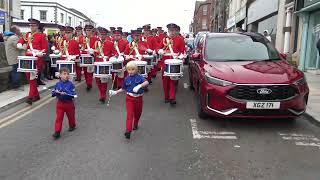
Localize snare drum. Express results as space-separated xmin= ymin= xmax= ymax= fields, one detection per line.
xmin=56 ymin=60 xmax=75 ymax=76
xmin=109 ymin=56 xmax=124 ymax=72
xmin=80 ymin=54 xmax=94 ymax=67
xmin=49 ymin=54 xmax=60 ymax=68
xmin=94 ymin=62 xmax=112 ymax=78
xmin=164 ymin=59 xmax=183 ymax=77
xmin=17 ymin=56 xmax=37 ymax=73
xmin=143 ymin=55 xmax=154 ymax=68
xmin=132 ymin=61 xmax=147 ymax=77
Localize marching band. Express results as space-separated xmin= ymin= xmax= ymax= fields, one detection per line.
xmin=16 ymin=19 xmax=187 ymax=139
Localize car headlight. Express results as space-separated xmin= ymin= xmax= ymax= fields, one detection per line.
xmin=293 ymin=76 xmax=307 ymax=86
xmin=205 ymin=72 xmax=233 ymax=86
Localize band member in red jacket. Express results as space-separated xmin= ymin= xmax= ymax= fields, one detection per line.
xmin=124 ymin=29 xmax=149 ymax=59
xmin=158 ymin=23 xmax=186 ymax=105
xmin=81 ymin=24 xmax=98 ymax=91
xmin=74 ymin=25 xmax=85 ymax=82
xmin=58 ymin=26 xmax=80 ymax=60
xmin=142 ymin=24 xmax=157 ymax=84
xmin=94 ymin=27 xmax=114 ymax=103
xmin=156 ymin=27 xmax=167 ymax=71
xmin=17 ymin=18 xmax=48 ymax=105
xmin=112 ymin=29 xmax=128 ymax=89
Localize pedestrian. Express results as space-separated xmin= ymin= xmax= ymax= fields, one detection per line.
xmin=51 ymin=67 xmax=77 ymax=140
xmin=263 ymin=30 xmax=272 ymax=43
xmin=4 ymin=25 xmax=25 ymax=90
xmin=109 ymin=61 xmax=149 ymax=139
xmin=44 ymin=35 xmax=54 ymax=80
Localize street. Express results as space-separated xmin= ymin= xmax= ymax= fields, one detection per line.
xmin=0 ymin=70 xmax=320 ymax=180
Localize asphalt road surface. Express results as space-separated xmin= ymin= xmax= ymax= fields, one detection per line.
xmin=0 ymin=69 xmax=320 ymax=180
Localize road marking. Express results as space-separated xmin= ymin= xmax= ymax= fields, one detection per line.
xmin=295 ymin=142 xmax=320 ymax=148
xmin=0 ymin=82 xmax=84 ymax=129
xmin=190 ymin=119 xmax=237 ymax=140
xmin=279 ymin=132 xmax=320 ymax=149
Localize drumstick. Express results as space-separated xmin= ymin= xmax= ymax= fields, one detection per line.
xmin=107 ymin=75 xmax=117 ymax=107
xmin=43 ymin=87 xmax=78 ymax=98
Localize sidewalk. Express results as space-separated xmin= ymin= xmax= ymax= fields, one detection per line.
xmin=0 ymin=79 xmax=58 ymax=112
xmin=305 ymin=72 xmax=320 ymax=123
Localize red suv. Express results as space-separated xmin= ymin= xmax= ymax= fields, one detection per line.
xmin=189 ymin=32 xmax=309 ymax=120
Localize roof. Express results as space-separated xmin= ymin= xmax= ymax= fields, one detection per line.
xmin=68 ymin=8 xmax=95 ymax=24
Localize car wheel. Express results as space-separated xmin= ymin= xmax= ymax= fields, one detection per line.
xmin=197 ymin=87 xmax=207 ymax=119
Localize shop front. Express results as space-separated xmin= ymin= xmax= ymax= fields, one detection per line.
xmin=297 ymin=0 xmax=320 ymax=71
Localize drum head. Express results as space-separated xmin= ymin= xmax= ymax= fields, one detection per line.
xmin=20 ymin=59 xmax=36 ymax=69
xmin=95 ymin=66 xmax=111 ymax=75
xmin=138 ymin=66 xmax=146 ymax=75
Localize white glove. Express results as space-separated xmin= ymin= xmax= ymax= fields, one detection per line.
xmin=53 ymin=50 xmax=60 ymax=55
xmin=158 ymin=49 xmax=164 ymax=55
xmin=133 ymin=84 xmax=142 ymax=93
xmin=146 ymin=49 xmax=153 ymax=53
xmin=88 ymin=48 xmax=94 ymax=55
xmin=22 ymin=44 xmax=27 ymax=50
xmin=109 ymin=90 xmax=118 ymax=96
xmin=37 ymin=51 xmax=44 ymax=57
xmin=17 ymin=43 xmax=23 ymax=50
xmin=51 ymin=46 xmax=56 ymax=51
xmin=178 ymin=54 xmax=185 ymax=59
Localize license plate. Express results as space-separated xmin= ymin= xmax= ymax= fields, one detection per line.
xmin=246 ymin=102 xmax=280 ymax=109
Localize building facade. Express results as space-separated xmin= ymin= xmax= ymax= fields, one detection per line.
xmin=296 ymin=0 xmax=320 ymax=73
xmin=192 ymin=0 xmax=213 ymax=34
xmin=226 ymin=0 xmax=247 ymax=31
xmin=212 ymin=0 xmax=229 ymax=32
xmin=0 ymin=0 xmax=21 ymax=32
xmin=12 ymin=0 xmax=95 ymax=34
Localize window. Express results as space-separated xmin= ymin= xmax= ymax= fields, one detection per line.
xmin=21 ymin=10 xmax=24 ymax=20
xmin=60 ymin=13 xmax=64 ymax=23
xmin=203 ymin=5 xmax=208 ymax=16
xmin=0 ymin=0 xmax=4 ymax=9
xmin=80 ymin=21 xmax=82 ymax=26
xmin=68 ymin=16 xmax=71 ymax=25
xmin=202 ymin=19 xmax=207 ymax=30
xmin=40 ymin=10 xmax=47 ymax=21
xmin=205 ymin=35 xmax=280 ymax=61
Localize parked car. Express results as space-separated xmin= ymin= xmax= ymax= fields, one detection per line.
xmin=189 ymin=32 xmax=309 ymax=120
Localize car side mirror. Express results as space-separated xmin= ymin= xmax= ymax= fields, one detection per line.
xmin=192 ymin=53 xmax=201 ymax=61
xmin=280 ymin=53 xmax=287 ymax=60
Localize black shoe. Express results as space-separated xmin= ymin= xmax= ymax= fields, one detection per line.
xmin=99 ymin=98 xmax=106 ymax=104
xmin=52 ymin=132 xmax=61 ymax=140
xmin=33 ymin=96 xmax=40 ymax=102
xmin=37 ymin=81 xmax=46 ymax=86
xmin=86 ymin=85 xmax=92 ymax=92
xmin=26 ymin=98 xmax=33 ymax=105
xmin=170 ymin=100 xmax=177 ymax=105
xmin=144 ymin=87 xmax=149 ymax=92
xmin=53 ymin=76 xmax=59 ymax=79
xmin=124 ymin=131 xmax=131 ymax=139
xmin=165 ymin=99 xmax=170 ymax=103
xmin=68 ymin=126 xmax=76 ymax=132
xmin=75 ymin=78 xmax=81 ymax=82
xmin=133 ymin=125 xmax=138 ymax=131
xmin=149 ymin=80 xmax=153 ymax=84
xmin=46 ymin=77 xmax=53 ymax=80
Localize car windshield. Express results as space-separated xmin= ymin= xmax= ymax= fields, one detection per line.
xmin=205 ymin=35 xmax=280 ymax=61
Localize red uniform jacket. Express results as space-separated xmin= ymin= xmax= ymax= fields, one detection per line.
xmin=124 ymin=40 xmax=148 ymax=56
xmin=59 ymin=39 xmax=80 ymax=60
xmin=112 ymin=39 xmax=128 ymax=55
xmin=94 ymin=39 xmax=114 ymax=62
xmin=81 ymin=36 xmax=98 ymax=54
xmin=158 ymin=35 xmax=186 ymax=54
xmin=18 ymin=32 xmax=48 ymax=54
xmin=144 ymin=36 xmax=157 ymax=50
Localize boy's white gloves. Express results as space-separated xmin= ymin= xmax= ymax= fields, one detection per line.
xmin=146 ymin=49 xmax=153 ymax=53
xmin=109 ymin=90 xmax=118 ymax=96
xmin=133 ymin=84 xmax=142 ymax=93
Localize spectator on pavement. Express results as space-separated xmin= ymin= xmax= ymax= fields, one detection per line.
xmin=44 ymin=35 xmax=54 ymax=80
xmin=4 ymin=25 xmax=26 ymax=90
xmin=263 ymin=30 xmax=272 ymax=43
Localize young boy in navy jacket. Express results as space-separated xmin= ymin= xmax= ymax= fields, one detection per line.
xmin=52 ymin=67 xmax=77 ymax=140
xmin=109 ymin=61 xmax=149 ymax=139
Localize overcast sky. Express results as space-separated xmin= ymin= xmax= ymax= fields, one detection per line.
xmin=44 ymin=0 xmax=201 ymax=32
